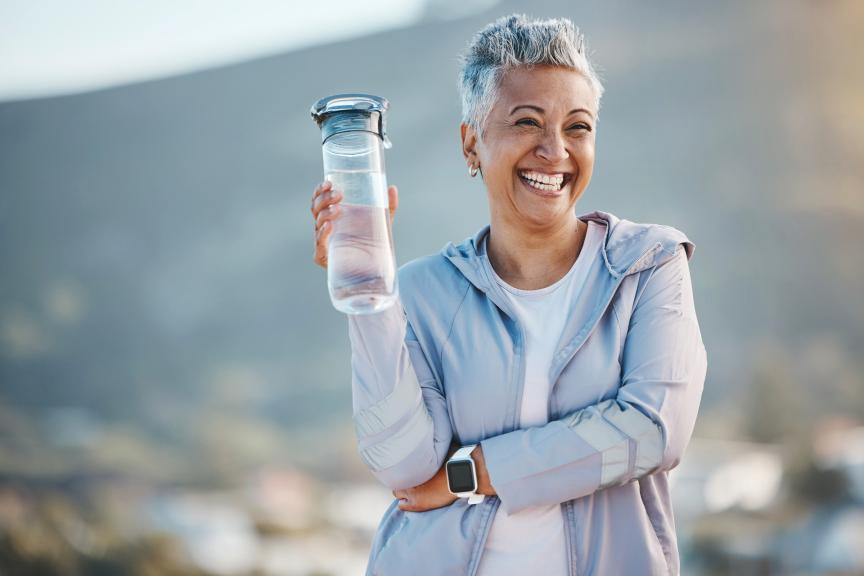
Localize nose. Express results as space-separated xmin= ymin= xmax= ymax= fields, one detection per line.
xmin=535 ymin=128 xmax=568 ymax=163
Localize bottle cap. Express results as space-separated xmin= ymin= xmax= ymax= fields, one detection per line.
xmin=310 ymin=93 xmax=391 ymax=148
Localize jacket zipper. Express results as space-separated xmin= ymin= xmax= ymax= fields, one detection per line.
xmin=475 ymin=258 xmax=527 ymax=431
xmin=467 ymin=274 xmax=529 ymax=576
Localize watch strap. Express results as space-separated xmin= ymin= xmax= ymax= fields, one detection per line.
xmin=452 ymin=444 xmax=478 ymax=460
xmin=468 ymin=493 xmax=486 ymax=505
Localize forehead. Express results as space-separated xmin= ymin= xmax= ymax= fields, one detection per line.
xmin=495 ymin=66 xmax=597 ymax=116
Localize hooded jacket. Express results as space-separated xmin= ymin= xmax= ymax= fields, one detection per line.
xmin=347 ymin=210 xmax=708 ymax=575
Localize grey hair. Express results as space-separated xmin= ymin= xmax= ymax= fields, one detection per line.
xmin=459 ymin=14 xmax=604 ymax=132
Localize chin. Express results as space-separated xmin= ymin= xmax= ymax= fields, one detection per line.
xmin=516 ymin=206 xmax=570 ymax=229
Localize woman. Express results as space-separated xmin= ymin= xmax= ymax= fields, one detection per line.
xmin=310 ymin=14 xmax=706 ymax=576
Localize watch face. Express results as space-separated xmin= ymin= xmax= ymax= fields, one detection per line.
xmin=446 ymin=460 xmax=476 ymax=493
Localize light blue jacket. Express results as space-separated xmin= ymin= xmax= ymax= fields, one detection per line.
xmin=347 ymin=210 xmax=707 ymax=575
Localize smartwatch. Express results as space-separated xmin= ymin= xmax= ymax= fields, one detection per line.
xmin=446 ymin=444 xmax=485 ymax=505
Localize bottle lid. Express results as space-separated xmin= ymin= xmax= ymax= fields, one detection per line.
xmin=310 ymin=93 xmax=391 ymax=147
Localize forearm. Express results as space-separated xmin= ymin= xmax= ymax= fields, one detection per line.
xmin=348 ymin=301 xmax=410 ymax=410
xmin=472 ymin=444 xmax=498 ymax=497
xmin=348 ymin=302 xmax=453 ymax=489
xmin=478 ymin=401 xmax=665 ymax=512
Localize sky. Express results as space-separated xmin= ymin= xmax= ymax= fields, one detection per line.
xmin=0 ymin=0 xmax=430 ymax=102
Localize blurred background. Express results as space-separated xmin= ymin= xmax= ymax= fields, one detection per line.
xmin=1 ymin=0 xmax=863 ymax=574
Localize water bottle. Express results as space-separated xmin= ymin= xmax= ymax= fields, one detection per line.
xmin=311 ymin=93 xmax=398 ymax=315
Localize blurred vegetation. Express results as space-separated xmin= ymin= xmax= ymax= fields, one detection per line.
xmin=0 ymin=487 xmax=206 ymax=576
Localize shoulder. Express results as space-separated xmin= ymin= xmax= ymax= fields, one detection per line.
xmin=581 ymin=210 xmax=696 ymax=275
xmin=397 ymin=253 xmax=472 ymax=321
xmin=398 ymin=253 xmax=468 ymax=293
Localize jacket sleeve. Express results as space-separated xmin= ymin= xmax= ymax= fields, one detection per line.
xmin=347 ymin=301 xmax=453 ymax=490
xmin=480 ymin=246 xmax=707 ymax=514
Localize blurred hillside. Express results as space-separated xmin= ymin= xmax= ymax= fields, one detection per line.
xmin=1 ymin=0 xmax=863 ymax=491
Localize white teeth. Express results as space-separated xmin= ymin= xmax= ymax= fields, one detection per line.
xmin=520 ymin=171 xmax=564 ymax=184
xmin=519 ymin=171 xmax=566 ymax=191
xmin=523 ymin=178 xmax=560 ymax=191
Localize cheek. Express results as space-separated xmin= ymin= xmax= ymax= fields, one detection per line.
xmin=577 ymin=142 xmax=595 ymax=173
xmin=482 ymin=148 xmax=521 ymax=180
xmin=572 ymin=144 xmax=595 ymax=194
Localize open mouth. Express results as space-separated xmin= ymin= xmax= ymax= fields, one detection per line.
xmin=518 ymin=170 xmax=572 ymax=193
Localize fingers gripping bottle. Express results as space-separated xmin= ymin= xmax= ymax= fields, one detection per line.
xmin=311 ymin=94 xmax=398 ymax=315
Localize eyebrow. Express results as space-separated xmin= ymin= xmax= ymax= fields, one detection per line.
xmin=509 ymin=104 xmax=595 ymax=119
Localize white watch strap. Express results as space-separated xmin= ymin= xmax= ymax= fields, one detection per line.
xmin=452 ymin=444 xmax=478 ymax=460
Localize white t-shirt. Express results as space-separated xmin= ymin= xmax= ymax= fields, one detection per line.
xmin=475 ymin=220 xmax=604 ymax=576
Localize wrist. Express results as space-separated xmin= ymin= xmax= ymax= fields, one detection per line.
xmin=472 ymin=444 xmax=495 ymax=496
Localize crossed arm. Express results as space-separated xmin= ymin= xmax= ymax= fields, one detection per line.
xmin=349 ymin=247 xmax=706 ymax=515
xmin=390 ymin=441 xmax=495 ymax=512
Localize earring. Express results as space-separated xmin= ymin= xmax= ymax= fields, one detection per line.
xmin=469 ymin=164 xmax=479 ymax=178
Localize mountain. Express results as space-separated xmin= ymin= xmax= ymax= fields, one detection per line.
xmin=1 ymin=0 xmax=862 ymax=481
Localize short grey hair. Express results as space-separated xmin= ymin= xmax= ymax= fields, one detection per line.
xmin=459 ymin=14 xmax=604 ymax=132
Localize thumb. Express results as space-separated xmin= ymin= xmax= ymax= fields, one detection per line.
xmin=388 ymin=185 xmax=399 ymax=223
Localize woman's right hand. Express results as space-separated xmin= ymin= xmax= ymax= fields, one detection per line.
xmin=311 ymin=180 xmax=343 ymax=269
xmin=310 ymin=180 xmax=399 ymax=269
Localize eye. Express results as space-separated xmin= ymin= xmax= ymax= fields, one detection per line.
xmin=568 ymin=123 xmax=592 ymax=132
xmin=515 ymin=118 xmax=541 ymax=127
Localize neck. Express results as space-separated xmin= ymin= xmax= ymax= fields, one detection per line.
xmin=486 ymin=215 xmax=586 ymax=290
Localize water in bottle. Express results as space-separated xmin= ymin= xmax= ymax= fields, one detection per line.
xmin=325 ymin=171 xmax=396 ymax=314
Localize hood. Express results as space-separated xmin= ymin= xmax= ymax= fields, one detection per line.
xmin=441 ymin=210 xmax=695 ymax=294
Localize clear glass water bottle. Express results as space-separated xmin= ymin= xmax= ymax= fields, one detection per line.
xmin=311 ymin=93 xmax=398 ymax=315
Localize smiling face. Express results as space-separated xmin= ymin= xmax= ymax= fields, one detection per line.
xmin=462 ymin=65 xmax=598 ymax=232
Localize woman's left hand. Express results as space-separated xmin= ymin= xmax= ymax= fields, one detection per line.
xmin=392 ymin=462 xmax=457 ymax=512
xmin=392 ymin=444 xmax=463 ymax=513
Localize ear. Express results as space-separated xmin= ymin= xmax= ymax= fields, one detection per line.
xmin=460 ymin=122 xmax=478 ymax=164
